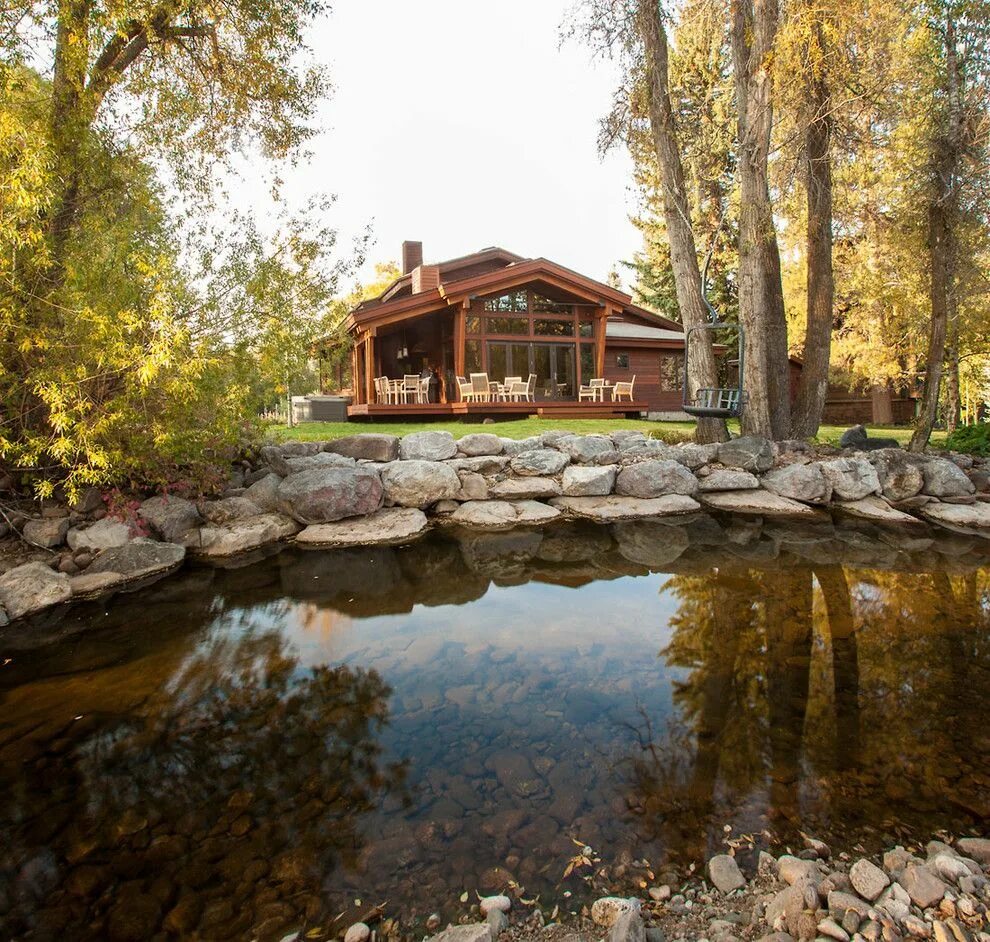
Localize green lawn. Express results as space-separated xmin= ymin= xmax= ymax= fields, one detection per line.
xmin=270 ymin=417 xmax=944 ymax=446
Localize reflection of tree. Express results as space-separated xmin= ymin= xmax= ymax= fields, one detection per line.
xmin=1 ymin=626 xmax=406 ymax=940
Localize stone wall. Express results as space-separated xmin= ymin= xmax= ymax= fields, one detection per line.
xmin=1 ymin=430 xmax=988 ymax=625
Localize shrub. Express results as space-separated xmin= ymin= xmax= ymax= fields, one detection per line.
xmin=944 ymin=423 xmax=990 ymax=456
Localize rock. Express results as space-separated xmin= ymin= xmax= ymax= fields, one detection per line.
xmin=243 ymin=473 xmax=282 ymax=512
xmin=447 ymin=455 xmax=512 ymax=474
xmin=428 ymin=926 xmax=491 ymax=942
xmin=697 ymin=469 xmax=760 ymax=492
xmin=645 ymin=929 xmax=665 ymax=942
xmin=398 ymin=430 xmax=458 ymax=461
xmin=196 ymin=513 xmax=301 ymax=557
xmin=0 ymin=561 xmax=72 ymax=619
xmin=457 ymin=433 xmax=504 ymax=457
xmin=499 ymin=436 xmax=541 ymax=456
xmin=23 ymin=516 xmax=70 ymax=548
xmin=839 ymin=424 xmax=899 ymax=450
xmin=929 ymin=854 xmax=971 ymax=885
xmin=699 ymin=490 xmax=822 ymax=518
xmin=902 ymin=915 xmax=931 ymax=938
xmin=833 ymin=495 xmax=924 ymax=526
xmin=296 ymin=508 xmax=428 ymax=547
xmin=614 ymin=520 xmax=689 ymax=567
xmin=479 ymin=896 xmax=511 ymax=916
xmin=761 ymin=463 xmax=832 ymax=504
xmin=380 ymin=461 xmax=461 ymax=508
xmin=670 ymin=442 xmax=719 ymax=469
xmin=561 ymin=465 xmax=617 ymax=496
xmin=138 ymin=495 xmax=201 ymax=542
xmin=818 ymin=918 xmax=851 ymax=942
xmin=277 ymin=466 xmax=383 ymax=523
xmin=921 ymin=501 xmax=990 ymax=535
xmin=87 ymin=538 xmax=185 ymax=580
xmin=324 ymin=433 xmax=400 ymax=463
xmin=648 ymin=885 xmax=671 ymax=903
xmin=489 ymin=477 xmax=561 ymax=500
xmin=486 ymin=909 xmax=508 ymax=940
xmin=455 ymin=470 xmax=489 ymax=501
xmin=827 ymin=891 xmax=872 ymax=923
xmin=510 ymin=449 xmax=570 ymax=476
xmin=591 ymin=897 xmax=640 ymax=928
xmin=67 ymin=518 xmax=133 ymax=553
xmin=869 ymin=450 xmax=925 ymax=501
xmin=70 ymin=571 xmax=126 ymax=598
xmin=768 ymin=883 xmax=819 ymax=936
xmin=615 ymin=459 xmax=699 ymax=498
xmin=898 ymin=864 xmax=949 ymax=909
xmin=875 ymin=882 xmax=911 ymax=923
xmin=619 ymin=439 xmax=669 ymax=459
xmin=449 ymin=500 xmax=560 ymax=529
xmin=609 ymin=909 xmax=646 ymax=942
xmin=922 ymin=459 xmax=976 ymax=498
xmin=708 ymin=854 xmax=746 ymax=894
xmin=283 ymin=452 xmax=356 ymax=474
xmin=717 ymin=436 xmax=774 ymax=472
xmin=200 ymin=496 xmax=263 ymax=525
xmin=820 ymin=457 xmax=881 ymax=500
xmin=344 ymin=923 xmax=370 ymax=942
xmin=956 ymin=838 xmax=990 ymax=865
xmin=550 ymin=494 xmax=700 ymax=522
xmin=71 ymin=486 xmax=104 ymax=513
xmin=554 ymin=434 xmax=617 ymax=463
xmin=850 ymin=859 xmax=890 ymax=901
xmin=884 ymin=847 xmax=919 ymax=874
xmin=778 ymin=856 xmax=823 ymax=887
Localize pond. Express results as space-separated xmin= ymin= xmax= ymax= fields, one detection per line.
xmin=2 ymin=514 xmax=990 ymax=940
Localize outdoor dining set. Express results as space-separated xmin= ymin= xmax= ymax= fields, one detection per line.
xmin=374 ymin=372 xmax=635 ymax=404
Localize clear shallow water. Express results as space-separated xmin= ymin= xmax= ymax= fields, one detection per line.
xmin=2 ymin=515 xmax=990 ymax=940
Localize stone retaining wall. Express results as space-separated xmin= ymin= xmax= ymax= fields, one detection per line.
xmin=2 ymin=430 xmax=988 ymax=625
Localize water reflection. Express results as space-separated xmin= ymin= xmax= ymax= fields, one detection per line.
xmin=1 ymin=515 xmax=990 ymax=938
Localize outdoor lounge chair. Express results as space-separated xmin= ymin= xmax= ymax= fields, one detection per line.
xmin=578 ymin=378 xmax=605 ymax=402
xmin=456 ymin=375 xmax=476 ymax=401
xmin=470 ymin=373 xmax=492 ymax=402
xmin=611 ymin=376 xmax=636 ymax=402
xmin=507 ymin=373 xmax=536 ymax=402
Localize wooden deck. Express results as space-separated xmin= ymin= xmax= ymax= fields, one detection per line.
xmin=346 ymin=399 xmax=648 ymax=421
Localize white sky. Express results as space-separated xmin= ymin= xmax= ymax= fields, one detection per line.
xmin=239 ymin=0 xmax=645 ymax=289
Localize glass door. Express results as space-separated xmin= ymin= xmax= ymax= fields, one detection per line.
xmin=486 ymin=342 xmax=577 ymax=400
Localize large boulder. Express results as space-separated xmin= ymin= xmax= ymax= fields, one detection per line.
xmin=868 ymin=449 xmax=925 ymax=501
xmin=510 ymin=449 xmax=570 ymax=476
xmin=0 ymin=561 xmax=72 ymax=619
xmin=921 ymin=458 xmax=976 ymax=498
xmin=717 ymin=436 xmax=774 ymax=472
xmin=697 ymin=469 xmax=760 ymax=492
xmin=23 ymin=516 xmax=70 ymax=548
xmin=699 ymin=490 xmax=822 ymax=518
xmin=834 ymin=495 xmax=924 ymax=527
xmin=449 ymin=500 xmax=561 ymax=530
xmin=398 ymin=430 xmax=458 ymax=461
xmin=819 ymin=457 xmax=881 ymax=500
xmin=553 ymin=434 xmax=617 ymax=464
xmin=67 ymin=518 xmax=132 ymax=553
xmin=457 ymin=433 xmax=504 ymax=457
xmin=500 ymin=436 xmax=542 ymax=456
xmin=200 ymin=496 xmax=263 ymax=525
xmin=196 ymin=513 xmax=301 ymax=557
xmin=323 ymin=433 xmax=400 ymax=463
xmin=87 ymin=538 xmax=186 ymax=581
xmin=380 ymin=460 xmax=461 ymax=508
xmin=243 ymin=473 xmax=282 ymax=512
xmin=840 ymin=423 xmax=900 ymax=450
xmin=296 ymin=508 xmax=429 ymax=547
xmin=562 ymin=465 xmax=617 ymax=497
xmin=455 ymin=470 xmax=489 ymax=501
xmin=921 ymin=501 xmax=990 ymax=535
xmin=489 ymin=477 xmax=561 ymax=500
xmin=670 ymin=442 xmax=719 ymax=470
xmin=283 ymin=452 xmax=356 ymax=474
xmin=618 ymin=439 xmax=669 ymax=459
xmin=761 ymin=463 xmax=832 ymax=504
xmin=138 ymin=495 xmax=202 ymax=543
xmin=276 ymin=466 xmax=383 ymax=523
xmin=550 ymin=494 xmax=700 ymax=522
xmin=615 ymin=459 xmax=699 ymax=498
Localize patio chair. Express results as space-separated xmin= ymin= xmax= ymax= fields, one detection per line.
xmin=417 ymin=376 xmax=431 ymax=404
xmin=578 ymin=377 xmax=605 ymax=402
xmin=470 ymin=373 xmax=491 ymax=402
xmin=494 ymin=376 xmax=521 ymax=402
xmin=611 ymin=375 xmax=636 ymax=402
xmin=507 ymin=373 xmax=536 ymax=402
xmin=456 ymin=375 xmax=476 ymax=401
xmin=375 ymin=377 xmax=394 ymax=404
xmin=403 ymin=374 xmax=420 ymax=403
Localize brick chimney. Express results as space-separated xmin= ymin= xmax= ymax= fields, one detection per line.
xmin=402 ymin=240 xmax=423 ymax=274
xmin=411 ymin=264 xmax=440 ymax=294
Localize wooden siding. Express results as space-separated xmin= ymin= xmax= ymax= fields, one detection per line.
xmin=604 ymin=346 xmax=683 ymax=414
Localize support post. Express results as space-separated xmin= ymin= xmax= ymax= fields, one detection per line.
xmin=364 ymin=332 xmax=375 ymax=406
xmin=594 ymin=306 xmax=609 ymax=378
xmin=453 ymin=301 xmax=467 ymax=381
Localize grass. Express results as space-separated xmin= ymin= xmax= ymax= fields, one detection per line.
xmin=270 ymin=417 xmax=946 ymax=446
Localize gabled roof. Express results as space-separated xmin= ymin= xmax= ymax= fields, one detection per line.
xmin=347 ymin=246 xmax=685 ymax=337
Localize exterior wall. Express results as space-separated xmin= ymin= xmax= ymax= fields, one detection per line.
xmin=603 ymin=345 xmax=683 ymax=414
xmin=822 ymin=396 xmax=916 ymax=425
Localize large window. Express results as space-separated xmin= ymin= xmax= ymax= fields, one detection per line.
xmin=659 ymin=353 xmax=684 ymax=390
xmin=580 ymin=343 xmax=595 ymax=381
xmin=532 ymin=293 xmax=571 ymax=314
xmin=486 ymin=316 xmax=528 ymax=335
xmin=484 ymin=291 xmax=527 ymax=312
xmin=534 ymin=319 xmax=574 ymax=337
xmin=465 ymin=340 xmax=482 ymax=374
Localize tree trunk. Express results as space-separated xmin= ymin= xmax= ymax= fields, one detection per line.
xmin=871 ymin=383 xmax=894 ymax=425
xmin=944 ymin=319 xmax=960 ymax=433
xmin=910 ymin=14 xmax=961 ymax=452
xmin=790 ymin=9 xmax=834 ymax=440
xmin=636 ymin=0 xmax=728 ymax=445
xmin=730 ymin=0 xmax=791 ymax=440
